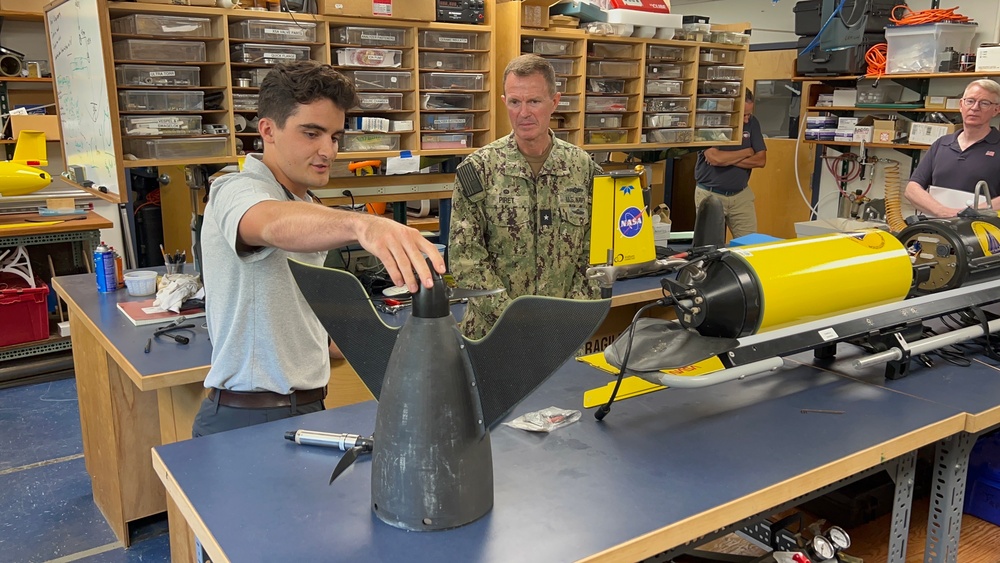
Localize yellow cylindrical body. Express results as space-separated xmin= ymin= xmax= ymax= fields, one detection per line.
xmin=729 ymin=230 xmax=912 ymax=333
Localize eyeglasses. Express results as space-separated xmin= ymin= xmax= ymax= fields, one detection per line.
xmin=962 ymin=98 xmax=997 ymax=109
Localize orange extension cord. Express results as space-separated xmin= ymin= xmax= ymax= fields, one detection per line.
xmin=865 ymin=5 xmax=971 ymax=78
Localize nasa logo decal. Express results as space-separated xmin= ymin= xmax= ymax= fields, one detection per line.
xmin=618 ymin=206 xmax=644 ymax=238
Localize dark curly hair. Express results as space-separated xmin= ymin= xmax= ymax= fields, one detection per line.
xmin=257 ymin=61 xmax=359 ymax=128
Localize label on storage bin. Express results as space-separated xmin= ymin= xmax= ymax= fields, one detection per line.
xmin=149 ymin=70 xmax=176 ymax=77
xmin=373 ymin=0 xmax=393 ymax=16
xmin=361 ymin=31 xmax=398 ymax=43
xmin=265 ymin=28 xmax=305 ymax=37
xmin=264 ymin=52 xmax=297 ymax=60
xmin=439 ymin=37 xmax=469 ymax=46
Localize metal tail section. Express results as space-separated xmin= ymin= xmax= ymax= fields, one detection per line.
xmin=466 ymin=296 xmax=611 ymax=428
xmin=288 ymin=259 xmax=398 ymax=400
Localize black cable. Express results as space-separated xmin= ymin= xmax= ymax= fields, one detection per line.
xmin=595 ymin=297 xmax=669 ymax=421
xmin=342 ymin=190 xmax=355 ymax=270
xmin=153 ymin=323 xmax=196 ymax=345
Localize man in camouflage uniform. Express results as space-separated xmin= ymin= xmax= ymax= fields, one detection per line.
xmin=449 ymin=54 xmax=601 ymax=339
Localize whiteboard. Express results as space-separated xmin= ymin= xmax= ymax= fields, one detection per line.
xmin=46 ymin=0 xmax=123 ymax=202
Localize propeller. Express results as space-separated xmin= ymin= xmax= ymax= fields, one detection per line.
xmin=329 ymin=436 xmax=374 ymax=485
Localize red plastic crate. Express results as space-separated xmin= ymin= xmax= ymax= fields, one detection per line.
xmin=0 ymin=274 xmax=50 ymax=347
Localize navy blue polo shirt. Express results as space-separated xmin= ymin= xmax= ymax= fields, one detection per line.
xmin=909 ymin=127 xmax=1000 ymax=197
xmin=694 ymin=115 xmax=766 ymax=194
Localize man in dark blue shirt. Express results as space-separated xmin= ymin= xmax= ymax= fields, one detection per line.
xmin=906 ymin=79 xmax=1000 ymax=217
xmin=693 ymin=89 xmax=767 ymax=238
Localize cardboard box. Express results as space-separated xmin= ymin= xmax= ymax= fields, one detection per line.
xmin=909 ymin=121 xmax=958 ymax=145
xmin=976 ymin=45 xmax=1000 ymax=72
xmin=853 ymin=125 xmax=873 ymax=143
xmin=11 ymin=114 xmax=61 ymax=141
xmin=924 ymin=96 xmax=948 ymax=109
xmin=945 ymin=97 xmax=963 ymax=110
xmin=501 ymin=0 xmax=561 ymax=29
xmin=856 ymin=115 xmax=909 ymax=144
xmin=831 ymin=89 xmax=858 ymax=107
xmin=837 ymin=117 xmax=859 ymax=129
xmin=320 ymin=0 xmax=434 ymax=20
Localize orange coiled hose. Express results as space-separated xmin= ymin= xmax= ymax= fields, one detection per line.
xmin=889 ymin=5 xmax=971 ymax=25
xmin=865 ymin=42 xmax=888 ymax=78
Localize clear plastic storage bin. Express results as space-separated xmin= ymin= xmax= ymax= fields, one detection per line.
xmin=356 ymin=92 xmax=404 ymax=111
xmin=546 ymin=58 xmax=575 ymax=75
xmin=114 ymin=39 xmax=206 ymax=62
xmin=698 ymin=81 xmax=742 ymax=97
xmin=694 ymin=127 xmax=735 ymax=142
xmin=230 ymin=20 xmax=317 ymax=43
xmin=646 ymin=80 xmax=683 ymax=95
xmin=421 ymin=72 xmax=484 ymax=90
xmin=119 ymin=90 xmax=204 ymax=112
xmin=421 ymin=30 xmax=478 ymax=50
xmin=122 ymin=115 xmax=203 ymax=136
xmin=586 ymin=96 xmax=628 ymax=112
xmin=644 ymin=113 xmax=689 ymax=128
xmin=333 ymin=26 xmax=406 ymax=46
xmin=111 ymin=14 xmax=212 ymax=37
xmin=342 ymin=133 xmax=400 ymax=152
xmin=648 ymin=45 xmax=685 ymax=62
xmin=585 ymin=114 xmax=623 ymax=128
xmin=556 ymin=95 xmax=580 ymax=112
xmin=586 ymin=129 xmax=628 ymax=144
xmin=648 ymin=128 xmax=693 ymax=143
xmin=337 ymin=48 xmax=403 ymax=68
xmin=421 ymin=113 xmax=475 ymax=130
xmin=116 ymin=64 xmax=201 ymax=87
xmin=235 ymin=68 xmax=272 ymax=87
xmin=647 ymin=64 xmax=684 ymax=79
xmin=232 ymin=43 xmax=311 ymax=64
xmin=646 ymin=97 xmax=691 ymax=112
xmin=553 ymin=130 xmax=571 ymax=142
xmin=421 ymin=133 xmax=473 ymax=149
xmin=420 ymin=92 xmax=474 ymax=110
xmin=695 ymin=113 xmax=737 ymax=127
xmin=589 ymin=42 xmax=633 ymax=58
xmin=521 ymin=38 xmax=572 ymax=55
xmin=232 ymin=93 xmax=259 ymax=111
xmin=419 ymin=52 xmax=477 ymax=70
xmin=699 ymin=65 xmax=744 ymax=81
xmin=587 ymin=61 xmax=637 ymax=77
xmin=885 ymin=22 xmax=978 ymax=74
xmin=697 ymin=97 xmax=736 ymax=112
xmin=587 ymin=78 xmax=625 ymax=94
xmin=554 ymin=77 xmax=568 ymax=93
xmin=128 ymin=137 xmax=227 ymax=159
xmin=700 ymin=49 xmax=737 ymax=64
xmin=344 ymin=70 xmax=411 ymax=90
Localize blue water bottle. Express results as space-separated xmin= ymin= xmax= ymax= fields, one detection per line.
xmin=94 ymin=242 xmax=117 ymax=293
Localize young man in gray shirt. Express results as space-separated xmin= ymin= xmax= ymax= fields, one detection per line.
xmin=194 ymin=61 xmax=445 ymax=437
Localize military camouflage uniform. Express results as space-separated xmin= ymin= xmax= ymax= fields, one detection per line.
xmin=450 ymin=132 xmax=601 ymax=339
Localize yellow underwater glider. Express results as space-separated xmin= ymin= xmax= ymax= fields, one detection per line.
xmin=0 ymin=130 xmax=52 ymax=197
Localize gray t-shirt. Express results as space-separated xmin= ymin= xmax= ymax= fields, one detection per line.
xmin=694 ymin=115 xmax=766 ymax=194
xmin=201 ymin=154 xmax=330 ymax=394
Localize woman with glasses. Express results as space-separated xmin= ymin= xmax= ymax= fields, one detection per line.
xmin=905 ymin=79 xmax=1000 ymax=217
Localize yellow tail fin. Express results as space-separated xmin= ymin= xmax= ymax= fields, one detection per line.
xmin=12 ymin=130 xmax=48 ymax=167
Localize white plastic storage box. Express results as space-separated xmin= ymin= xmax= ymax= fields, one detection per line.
xmin=230 ymin=20 xmax=317 ymax=43
xmin=421 ymin=133 xmax=473 ymax=149
xmin=114 ymin=39 xmax=206 ymax=62
xmin=116 ymin=64 xmax=200 ymax=87
xmin=337 ymin=48 xmax=403 ymax=68
xmin=119 ymin=90 xmax=204 ymax=112
xmin=421 ymin=30 xmax=478 ymax=50
xmin=333 ymin=26 xmax=406 ymax=46
xmin=343 ymin=133 xmax=400 ymax=152
xmin=111 ymin=14 xmax=212 ymax=37
xmin=128 ymin=137 xmax=227 ymax=159
xmin=344 ymin=70 xmax=411 ymax=90
xmin=885 ymin=22 xmax=977 ymax=74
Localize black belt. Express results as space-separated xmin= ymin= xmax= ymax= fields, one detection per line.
xmin=697 ymin=184 xmax=744 ymax=196
xmin=209 ymin=387 xmax=327 ymax=409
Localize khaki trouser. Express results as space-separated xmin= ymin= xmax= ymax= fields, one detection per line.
xmin=694 ymin=185 xmax=758 ymax=239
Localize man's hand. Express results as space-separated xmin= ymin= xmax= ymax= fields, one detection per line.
xmin=356 ymin=215 xmax=446 ymax=292
xmin=703 ymin=147 xmax=754 ymax=167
